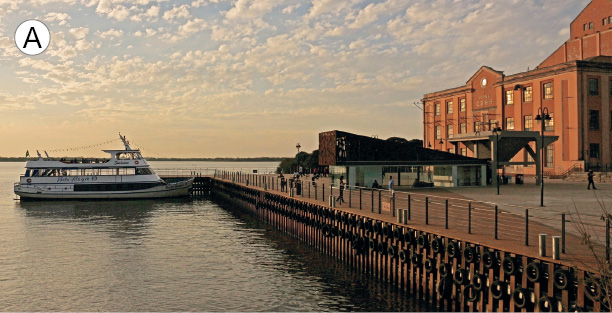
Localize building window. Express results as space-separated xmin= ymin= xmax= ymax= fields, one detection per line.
xmin=447 ymin=125 xmax=454 ymax=138
xmin=525 ymin=149 xmax=534 ymax=167
xmin=543 ymin=82 xmax=553 ymax=99
xmin=590 ymin=22 xmax=594 ymax=29
xmin=589 ymin=110 xmax=600 ymax=130
xmin=460 ymin=122 xmax=466 ymax=134
xmin=435 ymin=126 xmax=442 ymax=139
xmin=489 ymin=120 xmax=498 ymax=131
xmin=546 ymin=145 xmax=554 ymax=168
xmin=460 ymin=148 xmax=467 ymax=156
xmin=544 ymin=112 xmax=554 ymax=132
xmin=447 ymin=101 xmax=453 ymax=114
xmin=590 ymin=143 xmax=600 ymax=158
xmin=460 ymin=99 xmax=466 ymax=112
xmin=584 ymin=23 xmax=588 ymax=31
xmin=474 ymin=122 xmax=482 ymax=133
xmin=589 ymin=78 xmax=599 ymax=96
xmin=506 ymin=117 xmax=514 ymax=130
xmin=524 ymin=115 xmax=533 ymax=131
xmin=435 ymin=103 xmax=440 ymax=115
xmin=523 ymin=86 xmax=532 ymax=102
xmin=506 ymin=90 xmax=514 ymax=105
xmin=605 ymin=18 xmax=609 ymax=26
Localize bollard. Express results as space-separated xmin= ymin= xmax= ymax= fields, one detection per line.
xmin=329 ymin=195 xmax=336 ymax=208
xmin=397 ymin=209 xmax=402 ymax=223
xmin=539 ymin=234 xmax=547 ymax=257
xmin=349 ymin=188 xmax=352 ymax=208
xmin=371 ymin=190 xmax=374 ymax=213
xmin=290 ymin=188 xmax=294 ymax=197
xmin=402 ymin=209 xmax=408 ymax=224
xmin=552 ymin=236 xmax=561 ymax=260
xmin=264 ymin=182 xmax=267 ymax=191
xmin=322 ymin=184 xmax=325 ymax=200
xmin=359 ymin=188 xmax=362 ymax=210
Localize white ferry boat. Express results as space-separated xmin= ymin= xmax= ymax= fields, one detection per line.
xmin=14 ymin=134 xmax=193 ymax=200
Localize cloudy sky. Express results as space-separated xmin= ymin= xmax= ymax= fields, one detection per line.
xmin=0 ymin=0 xmax=590 ymax=157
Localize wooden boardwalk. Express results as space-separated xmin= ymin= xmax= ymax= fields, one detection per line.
xmin=216 ymin=172 xmax=603 ymax=272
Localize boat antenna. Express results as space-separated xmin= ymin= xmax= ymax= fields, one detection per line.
xmin=44 ymin=151 xmax=50 ymax=159
xmin=119 ymin=133 xmax=132 ymax=150
xmin=36 ymin=150 xmax=42 ymax=159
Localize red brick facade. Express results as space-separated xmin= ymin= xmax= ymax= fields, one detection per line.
xmin=422 ymin=0 xmax=612 ymax=175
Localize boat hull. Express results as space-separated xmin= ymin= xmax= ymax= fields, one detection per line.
xmin=15 ymin=180 xmax=193 ymax=200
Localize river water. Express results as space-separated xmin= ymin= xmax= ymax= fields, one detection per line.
xmin=0 ymin=161 xmax=431 ymax=311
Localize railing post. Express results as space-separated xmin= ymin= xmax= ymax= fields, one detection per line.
xmin=308 ymin=182 xmax=311 ymax=198
xmin=561 ymin=213 xmax=566 ymax=253
xmin=315 ymin=183 xmax=318 ymax=200
xmin=607 ymin=217 xmax=610 ymax=263
xmin=468 ymin=202 xmax=472 ymax=234
xmin=408 ymin=194 xmax=411 ymax=220
xmin=322 ymin=183 xmax=325 ymax=200
xmin=392 ymin=193 xmax=395 ymax=217
xmin=425 ymin=197 xmax=429 ymax=225
xmin=349 ymin=187 xmax=352 ymax=208
xmin=495 ymin=205 xmax=498 ymax=240
xmin=371 ymin=189 xmax=374 ymax=213
xmin=445 ymin=199 xmax=449 ymax=229
xmin=378 ymin=190 xmax=381 ymax=214
xmin=525 ymin=208 xmax=529 ymax=246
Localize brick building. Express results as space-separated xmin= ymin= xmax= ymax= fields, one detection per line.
xmin=422 ymin=0 xmax=612 ymax=176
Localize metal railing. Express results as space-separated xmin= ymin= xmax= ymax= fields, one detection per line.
xmin=215 ymin=170 xmax=610 ymax=263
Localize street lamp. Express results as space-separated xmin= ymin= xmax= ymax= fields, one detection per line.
xmin=295 ymin=143 xmax=301 ymax=173
xmin=535 ymin=107 xmax=551 ymax=207
xmin=492 ymin=126 xmax=502 ymax=195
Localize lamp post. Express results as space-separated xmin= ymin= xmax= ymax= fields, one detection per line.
xmin=295 ymin=143 xmax=301 ymax=173
xmin=492 ymin=126 xmax=502 ymax=195
xmin=535 ymin=107 xmax=551 ymax=207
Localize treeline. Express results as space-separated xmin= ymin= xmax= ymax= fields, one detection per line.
xmin=277 ymin=150 xmax=320 ymax=174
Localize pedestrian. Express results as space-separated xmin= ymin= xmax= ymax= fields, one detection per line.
xmin=279 ymin=173 xmax=286 ymax=192
xmin=388 ymin=175 xmax=394 ymax=194
xmin=588 ymin=170 xmax=597 ymax=190
xmin=336 ymin=175 xmax=345 ymax=204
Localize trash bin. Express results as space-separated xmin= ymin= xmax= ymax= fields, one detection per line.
xmin=515 ymin=174 xmax=524 ymax=185
xmin=502 ymin=176 xmax=509 ymax=184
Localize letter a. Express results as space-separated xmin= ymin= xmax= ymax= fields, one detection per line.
xmin=23 ymin=27 xmax=41 ymax=49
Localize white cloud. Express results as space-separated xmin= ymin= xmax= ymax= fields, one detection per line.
xmin=69 ymin=27 xmax=89 ymax=40
xmin=163 ymin=4 xmax=190 ymax=21
xmin=98 ymin=29 xmax=124 ymax=39
xmin=45 ymin=12 xmax=71 ymax=25
xmin=225 ymin=0 xmax=278 ymax=19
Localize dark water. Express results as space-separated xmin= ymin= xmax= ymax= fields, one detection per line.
xmin=1 ymin=162 xmax=432 ymax=311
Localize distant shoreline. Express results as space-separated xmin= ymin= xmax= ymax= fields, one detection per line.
xmin=0 ymin=157 xmax=286 ymax=162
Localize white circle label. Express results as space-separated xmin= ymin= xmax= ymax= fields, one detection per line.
xmin=481 ymin=78 xmax=487 ymax=88
xmin=15 ymin=20 xmax=50 ymax=56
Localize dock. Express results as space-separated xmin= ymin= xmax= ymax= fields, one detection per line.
xmin=204 ymin=171 xmax=608 ymax=312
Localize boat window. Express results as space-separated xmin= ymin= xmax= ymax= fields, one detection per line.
xmin=25 ymin=170 xmax=32 ymax=177
xmin=135 ymin=168 xmax=152 ymax=175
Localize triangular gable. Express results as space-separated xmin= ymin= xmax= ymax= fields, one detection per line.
xmin=465 ymin=66 xmax=504 ymax=85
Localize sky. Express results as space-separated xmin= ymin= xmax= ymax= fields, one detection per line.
xmin=0 ymin=0 xmax=591 ymax=158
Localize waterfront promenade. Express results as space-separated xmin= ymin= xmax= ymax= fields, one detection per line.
xmin=215 ymin=172 xmax=608 ymax=271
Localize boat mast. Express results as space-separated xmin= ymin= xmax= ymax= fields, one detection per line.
xmin=119 ymin=133 xmax=132 ymax=150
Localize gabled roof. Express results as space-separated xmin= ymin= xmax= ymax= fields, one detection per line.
xmin=465 ymin=66 xmax=504 ymax=85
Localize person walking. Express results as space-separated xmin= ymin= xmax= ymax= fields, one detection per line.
xmin=588 ymin=170 xmax=597 ymax=190
xmin=388 ymin=175 xmax=395 ymax=194
xmin=336 ymin=176 xmax=345 ymax=204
